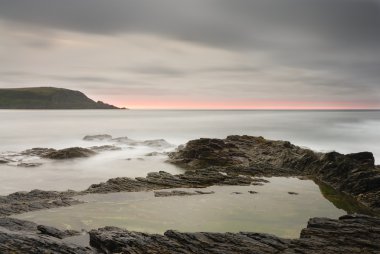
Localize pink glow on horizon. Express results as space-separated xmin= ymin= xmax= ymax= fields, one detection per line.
xmin=106 ymin=98 xmax=380 ymax=110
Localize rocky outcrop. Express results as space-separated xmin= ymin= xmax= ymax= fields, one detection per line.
xmin=42 ymin=147 xmax=96 ymax=159
xmin=85 ymin=169 xmax=260 ymax=194
xmin=0 ymin=218 xmax=91 ymax=253
xmin=89 ymin=214 xmax=380 ymax=254
xmin=168 ymin=135 xmax=380 ymax=211
xmin=0 ymin=189 xmax=81 ymax=216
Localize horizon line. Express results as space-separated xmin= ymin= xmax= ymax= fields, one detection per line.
xmin=126 ymin=108 xmax=380 ymax=111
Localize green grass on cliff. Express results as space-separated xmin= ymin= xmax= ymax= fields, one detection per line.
xmin=0 ymin=87 xmax=120 ymax=109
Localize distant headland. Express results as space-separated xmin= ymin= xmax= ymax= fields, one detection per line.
xmin=0 ymin=87 xmax=125 ymax=109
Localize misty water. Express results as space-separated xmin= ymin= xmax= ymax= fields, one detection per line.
xmin=1 ymin=110 xmax=380 ymax=238
xmin=0 ymin=110 xmax=379 ymax=194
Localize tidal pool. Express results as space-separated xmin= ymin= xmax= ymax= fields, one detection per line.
xmin=13 ymin=177 xmax=371 ymax=238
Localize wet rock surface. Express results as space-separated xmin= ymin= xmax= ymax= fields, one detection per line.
xmin=168 ymin=135 xmax=380 ymax=211
xmin=88 ymin=214 xmax=380 ymax=254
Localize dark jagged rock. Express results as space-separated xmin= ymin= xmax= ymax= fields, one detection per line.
xmin=89 ymin=214 xmax=380 ymax=254
xmin=154 ymin=190 xmax=215 ymax=197
xmin=84 ymin=169 xmax=256 ymax=194
xmin=0 ymin=229 xmax=91 ymax=254
xmin=168 ymin=135 xmax=380 ymax=211
xmin=0 ymin=218 xmax=79 ymax=239
xmin=20 ymin=148 xmax=56 ymax=157
xmin=0 ymin=218 xmax=91 ymax=253
xmin=42 ymin=147 xmax=96 ymax=159
xmin=0 ymin=189 xmax=81 ymax=216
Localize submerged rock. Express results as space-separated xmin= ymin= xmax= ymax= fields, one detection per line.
xmin=88 ymin=214 xmax=380 ymax=254
xmin=42 ymin=147 xmax=96 ymax=160
xmin=154 ymin=190 xmax=215 ymax=197
xmin=288 ymin=192 xmax=299 ymax=195
xmin=89 ymin=145 xmax=121 ymax=152
xmin=112 ymin=136 xmax=174 ymax=148
xmin=168 ymin=135 xmax=380 ymax=211
xmin=83 ymin=134 xmax=112 ymax=141
xmin=16 ymin=162 xmax=43 ymax=168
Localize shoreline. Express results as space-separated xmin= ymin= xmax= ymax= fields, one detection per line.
xmin=0 ymin=135 xmax=379 ymax=253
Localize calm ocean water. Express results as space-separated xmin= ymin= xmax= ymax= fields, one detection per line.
xmin=0 ymin=110 xmax=379 ymax=194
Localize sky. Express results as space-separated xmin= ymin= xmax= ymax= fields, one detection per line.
xmin=0 ymin=0 xmax=379 ymax=109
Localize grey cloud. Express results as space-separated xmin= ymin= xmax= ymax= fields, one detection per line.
xmin=129 ymin=66 xmax=187 ymax=77
xmin=0 ymin=0 xmax=379 ymax=50
xmin=0 ymin=0 xmax=379 ymax=107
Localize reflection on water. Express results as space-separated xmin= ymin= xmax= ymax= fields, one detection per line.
xmin=317 ymin=181 xmax=377 ymax=216
xmin=13 ymin=177 xmax=369 ymax=238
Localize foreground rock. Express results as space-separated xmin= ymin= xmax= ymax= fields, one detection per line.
xmin=89 ymin=214 xmax=380 ymax=254
xmin=0 ymin=189 xmax=81 ymax=216
xmin=42 ymin=147 xmax=96 ymax=159
xmin=0 ymin=218 xmax=91 ymax=253
xmin=169 ymin=135 xmax=380 ymax=211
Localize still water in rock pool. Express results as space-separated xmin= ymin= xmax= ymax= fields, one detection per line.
xmin=13 ymin=177 xmax=369 ymax=238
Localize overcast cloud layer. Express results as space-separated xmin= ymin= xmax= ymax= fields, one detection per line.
xmin=0 ymin=0 xmax=379 ymax=108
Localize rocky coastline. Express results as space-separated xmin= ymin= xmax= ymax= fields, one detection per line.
xmin=168 ymin=135 xmax=380 ymax=211
xmin=0 ymin=135 xmax=379 ymax=253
